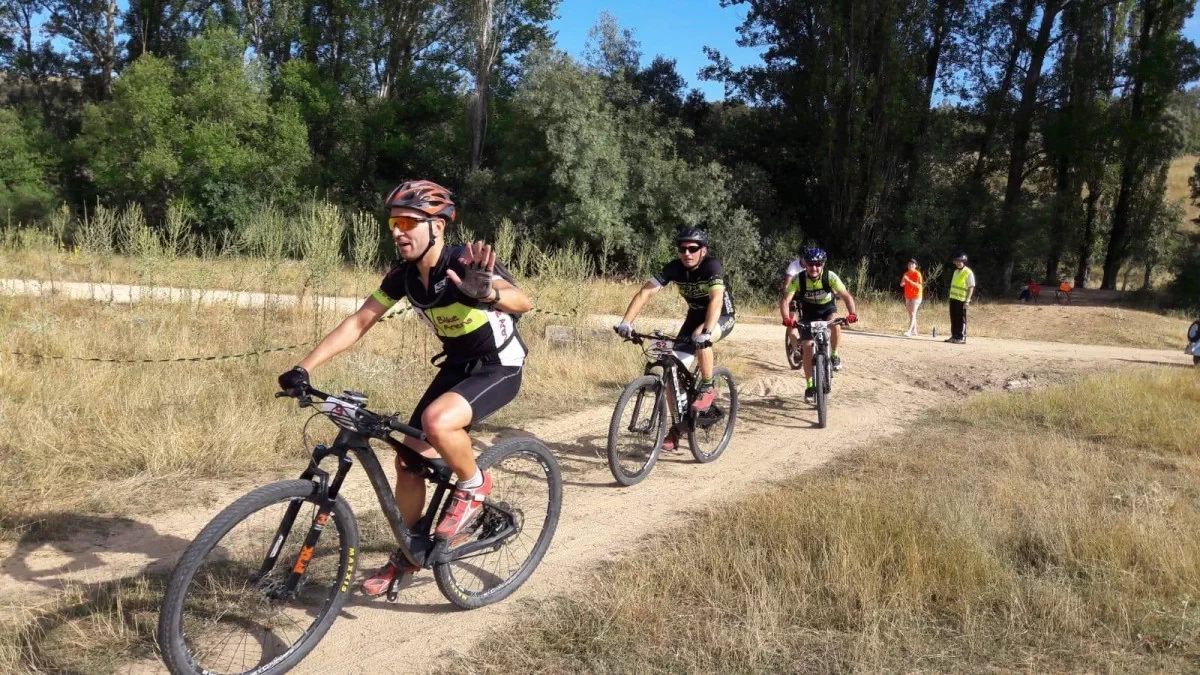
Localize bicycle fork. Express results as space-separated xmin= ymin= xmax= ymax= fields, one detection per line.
xmin=627 ymin=368 xmax=667 ymax=435
xmin=256 ymin=445 xmax=354 ymax=600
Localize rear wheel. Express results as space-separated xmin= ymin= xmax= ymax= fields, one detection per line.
xmin=688 ymin=367 xmax=738 ymax=463
xmin=157 ymin=480 xmax=357 ymax=675
xmin=606 ymin=375 xmax=667 ymax=486
xmin=785 ymin=323 xmax=802 ymax=370
xmin=813 ymin=353 xmax=829 ymax=429
xmin=434 ymin=438 xmax=562 ymax=609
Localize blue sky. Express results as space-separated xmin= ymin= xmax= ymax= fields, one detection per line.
xmin=549 ymin=1 xmax=763 ymax=101
xmin=553 ymin=2 xmax=1200 ymax=101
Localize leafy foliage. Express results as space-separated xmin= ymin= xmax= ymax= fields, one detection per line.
xmin=2 ymin=0 xmax=1199 ymax=303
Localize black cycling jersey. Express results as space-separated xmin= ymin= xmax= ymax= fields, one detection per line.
xmin=651 ymin=256 xmax=736 ymax=318
xmin=372 ymin=244 xmax=527 ymax=367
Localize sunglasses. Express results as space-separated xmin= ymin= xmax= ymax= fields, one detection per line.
xmin=678 ymin=245 xmax=703 ymax=254
xmin=806 ymin=261 xmax=824 ymax=267
xmin=388 ymin=215 xmax=436 ymax=232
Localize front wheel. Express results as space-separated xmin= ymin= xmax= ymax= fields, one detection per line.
xmin=606 ymin=375 xmax=668 ymax=486
xmin=813 ymin=353 xmax=829 ymax=429
xmin=434 ymin=437 xmax=562 ymax=609
xmin=157 ymin=480 xmax=358 ymax=675
xmin=688 ymin=367 xmax=738 ymax=463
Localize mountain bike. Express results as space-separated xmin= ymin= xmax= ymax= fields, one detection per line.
xmin=803 ymin=317 xmax=847 ymax=429
xmin=156 ymin=385 xmax=562 ymax=675
xmin=606 ymin=329 xmax=738 ymax=486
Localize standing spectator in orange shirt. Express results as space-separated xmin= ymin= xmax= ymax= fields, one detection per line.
xmin=901 ymin=258 xmax=923 ymax=337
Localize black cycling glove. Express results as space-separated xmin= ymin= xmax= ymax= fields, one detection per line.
xmin=278 ymin=366 xmax=310 ymax=395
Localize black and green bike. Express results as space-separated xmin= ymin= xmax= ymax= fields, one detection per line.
xmin=157 ymin=384 xmax=562 ymax=674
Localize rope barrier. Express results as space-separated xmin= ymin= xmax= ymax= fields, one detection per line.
xmin=0 ymin=302 xmax=582 ymax=364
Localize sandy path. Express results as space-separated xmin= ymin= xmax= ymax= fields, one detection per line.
xmin=2 ymin=313 xmax=1191 ymax=674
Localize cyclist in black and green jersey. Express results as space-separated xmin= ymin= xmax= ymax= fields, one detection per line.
xmin=779 ymin=247 xmax=858 ymax=403
xmin=615 ymin=227 xmax=736 ymax=451
xmin=277 ymin=180 xmax=532 ymax=597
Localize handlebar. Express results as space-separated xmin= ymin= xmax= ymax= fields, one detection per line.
xmin=275 ymin=385 xmax=426 ymax=441
xmin=803 ymin=317 xmax=849 ymax=328
xmin=617 ymin=328 xmax=675 ymax=345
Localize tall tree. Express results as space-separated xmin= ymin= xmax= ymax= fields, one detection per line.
xmin=993 ymin=0 xmax=1065 ymax=290
xmin=43 ymin=0 xmax=121 ymax=98
xmin=1102 ymin=0 xmax=1196 ymax=288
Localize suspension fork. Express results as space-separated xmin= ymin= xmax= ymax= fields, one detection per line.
xmin=258 ymin=440 xmax=355 ymax=597
xmin=628 ymin=363 xmax=667 ymax=433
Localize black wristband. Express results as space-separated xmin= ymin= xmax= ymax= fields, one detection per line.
xmin=484 ymin=287 xmax=501 ymax=305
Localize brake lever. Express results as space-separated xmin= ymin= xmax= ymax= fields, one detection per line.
xmin=275 ymin=389 xmax=315 ymax=408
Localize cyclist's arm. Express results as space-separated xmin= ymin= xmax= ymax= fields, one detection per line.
xmin=298 ymin=297 xmax=389 ymax=373
xmin=490 ymin=278 xmax=531 ymax=314
xmin=620 ymin=280 xmax=662 ymax=324
xmin=779 ymin=287 xmax=797 ymax=323
xmin=704 ymin=285 xmax=723 ymax=333
xmin=837 ymin=289 xmax=858 ymax=316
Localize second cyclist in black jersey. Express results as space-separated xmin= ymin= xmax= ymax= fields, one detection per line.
xmin=614 ymin=227 xmax=736 ymax=451
xmin=277 ymin=180 xmax=531 ymax=596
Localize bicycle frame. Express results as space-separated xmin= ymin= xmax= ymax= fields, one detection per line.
xmin=624 ymin=332 xmax=701 ymax=435
xmin=259 ymin=389 xmax=520 ymax=599
xmin=801 ymin=319 xmax=845 ymax=395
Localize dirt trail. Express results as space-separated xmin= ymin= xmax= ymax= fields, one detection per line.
xmin=2 ymin=320 xmax=1191 ymax=674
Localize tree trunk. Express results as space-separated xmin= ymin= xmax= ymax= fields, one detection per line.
xmin=1102 ymin=0 xmax=1156 ymax=289
xmin=1143 ymin=261 xmax=1154 ymax=289
xmin=102 ymin=0 xmax=116 ymax=97
xmin=468 ymin=0 xmax=498 ymax=172
xmin=1075 ymin=178 xmax=1101 ymax=288
xmin=1045 ymin=152 xmax=1072 ymax=284
xmin=994 ymin=0 xmax=1062 ymax=290
xmin=893 ymin=0 xmax=952 ymax=227
xmin=957 ymin=0 xmax=1037 ymax=247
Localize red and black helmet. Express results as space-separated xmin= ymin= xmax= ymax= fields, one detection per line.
xmin=385 ymin=180 xmax=456 ymax=222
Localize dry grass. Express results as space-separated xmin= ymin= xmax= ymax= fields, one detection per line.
xmin=454 ymin=368 xmax=1200 ymax=673
xmin=0 ymin=576 xmax=163 ymax=674
xmin=852 ymin=292 xmax=1191 ymax=350
xmin=7 ymin=247 xmax=1192 ymax=349
xmin=0 ymin=293 xmax=646 ymax=541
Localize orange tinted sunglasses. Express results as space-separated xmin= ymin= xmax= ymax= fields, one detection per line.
xmin=388 ymin=215 xmax=435 ymax=232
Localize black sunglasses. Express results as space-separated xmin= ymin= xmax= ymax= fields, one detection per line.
xmin=678 ymin=244 xmax=703 ymax=254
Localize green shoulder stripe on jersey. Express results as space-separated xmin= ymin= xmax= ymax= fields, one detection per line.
xmin=371 ymin=289 xmax=399 ymax=309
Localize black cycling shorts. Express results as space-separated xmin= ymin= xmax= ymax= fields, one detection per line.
xmin=799 ymin=302 xmax=837 ymax=323
xmin=675 ymin=313 xmax=736 ymax=352
xmin=407 ymin=361 xmax=523 ymax=431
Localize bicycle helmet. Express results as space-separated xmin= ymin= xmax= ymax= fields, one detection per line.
xmin=954 ymin=252 xmax=968 ymax=262
xmin=676 ymin=227 xmax=709 ymax=247
xmin=385 ymin=180 xmax=457 ymax=222
xmin=803 ymin=247 xmax=827 ymax=263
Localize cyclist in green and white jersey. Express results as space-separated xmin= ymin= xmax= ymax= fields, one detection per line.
xmin=779 ymin=247 xmax=858 ymax=403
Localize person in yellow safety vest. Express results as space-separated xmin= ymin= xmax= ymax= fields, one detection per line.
xmin=946 ymin=252 xmax=975 ymax=344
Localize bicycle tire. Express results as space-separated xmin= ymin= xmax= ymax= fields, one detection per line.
xmin=434 ymin=437 xmax=562 ymax=609
xmin=157 ymin=479 xmax=358 ymax=675
xmin=688 ymin=367 xmax=738 ymax=463
xmin=785 ymin=328 xmax=802 ymax=370
xmin=814 ymin=353 xmax=829 ymax=428
xmin=606 ymin=375 xmax=667 ymax=486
